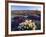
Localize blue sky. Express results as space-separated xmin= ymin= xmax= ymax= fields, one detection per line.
xmin=11 ymin=5 xmax=41 ymax=10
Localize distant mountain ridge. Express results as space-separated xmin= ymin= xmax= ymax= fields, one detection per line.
xmin=11 ymin=10 xmax=41 ymax=16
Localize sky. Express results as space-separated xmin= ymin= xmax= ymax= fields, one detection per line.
xmin=11 ymin=5 xmax=41 ymax=11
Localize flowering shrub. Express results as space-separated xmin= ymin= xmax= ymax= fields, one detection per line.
xmin=18 ymin=20 xmax=36 ymax=30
